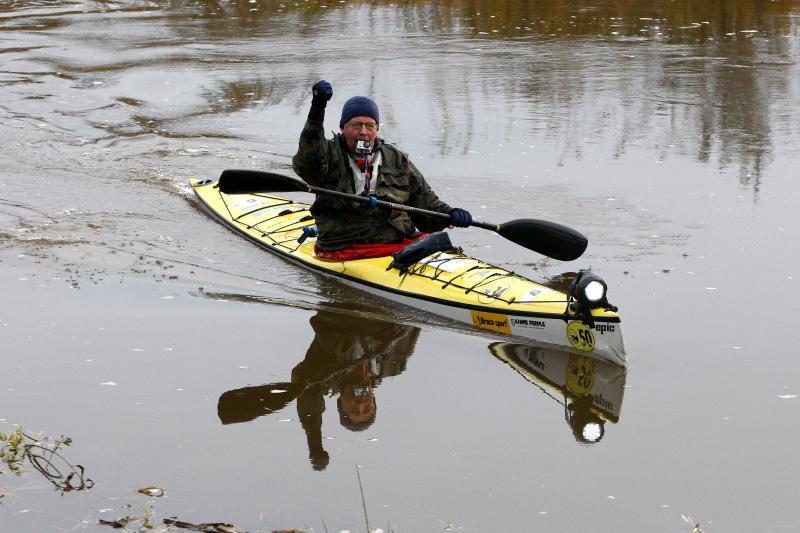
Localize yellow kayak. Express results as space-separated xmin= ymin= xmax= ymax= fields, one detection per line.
xmin=190 ymin=177 xmax=626 ymax=366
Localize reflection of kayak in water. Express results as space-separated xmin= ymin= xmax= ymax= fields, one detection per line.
xmin=190 ymin=175 xmax=626 ymax=367
xmin=218 ymin=310 xmax=419 ymax=470
xmin=489 ymin=342 xmax=626 ymax=444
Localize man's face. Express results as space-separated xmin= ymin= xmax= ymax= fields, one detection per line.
xmin=340 ymin=387 xmax=376 ymax=424
xmin=341 ymin=115 xmax=379 ymax=152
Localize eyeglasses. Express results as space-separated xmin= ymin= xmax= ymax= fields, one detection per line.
xmin=346 ymin=120 xmax=378 ymax=131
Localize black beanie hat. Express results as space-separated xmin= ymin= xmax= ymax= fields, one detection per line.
xmin=339 ymin=96 xmax=379 ymax=128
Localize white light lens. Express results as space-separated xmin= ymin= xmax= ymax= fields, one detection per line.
xmin=582 ymin=422 xmax=603 ymax=442
xmin=583 ymin=280 xmax=606 ymax=302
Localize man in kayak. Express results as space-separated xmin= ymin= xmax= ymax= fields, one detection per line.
xmin=292 ymin=80 xmax=473 ymax=261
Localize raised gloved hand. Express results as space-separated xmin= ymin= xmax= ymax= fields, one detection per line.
xmin=311 ymin=80 xmax=333 ymax=108
xmin=449 ymin=208 xmax=472 ymax=228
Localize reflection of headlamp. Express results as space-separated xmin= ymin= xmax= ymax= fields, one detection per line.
xmin=580 ymin=421 xmax=605 ymax=443
xmin=565 ymin=394 xmax=606 ymax=444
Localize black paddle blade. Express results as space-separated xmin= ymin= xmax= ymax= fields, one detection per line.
xmin=217 ymin=169 xmax=310 ymax=194
xmin=497 ymin=219 xmax=588 ymax=261
xmin=217 ymin=382 xmax=304 ymax=424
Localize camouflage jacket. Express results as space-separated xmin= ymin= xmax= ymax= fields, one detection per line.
xmin=292 ymin=117 xmax=453 ymax=250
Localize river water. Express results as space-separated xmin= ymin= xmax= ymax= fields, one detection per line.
xmin=2 ymin=1 xmax=799 ymax=531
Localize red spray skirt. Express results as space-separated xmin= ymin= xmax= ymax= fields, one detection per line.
xmin=314 ymin=235 xmax=425 ymax=261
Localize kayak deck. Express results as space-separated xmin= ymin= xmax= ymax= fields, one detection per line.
xmin=190 ymin=178 xmax=626 ymax=366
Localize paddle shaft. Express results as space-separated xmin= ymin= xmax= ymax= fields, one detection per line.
xmin=216 ymin=169 xmax=587 ymax=260
xmin=302 ymin=183 xmax=495 ymax=228
xmin=299 ymin=186 xmax=585 ymax=260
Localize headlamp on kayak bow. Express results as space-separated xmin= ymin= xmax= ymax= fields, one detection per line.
xmin=573 ymin=271 xmax=607 ymax=305
xmin=568 ymin=270 xmax=617 ymax=320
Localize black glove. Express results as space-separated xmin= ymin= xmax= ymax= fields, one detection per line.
xmin=311 ymin=80 xmax=333 ymax=108
xmin=450 ymin=208 xmax=472 ymax=227
xmin=308 ymin=80 xmax=332 ymax=122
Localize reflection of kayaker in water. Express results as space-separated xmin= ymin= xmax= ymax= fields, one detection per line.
xmin=218 ymin=310 xmax=420 ymax=470
xmin=291 ymin=311 xmax=418 ymax=470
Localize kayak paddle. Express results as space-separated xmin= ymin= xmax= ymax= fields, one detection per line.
xmin=216 ymin=169 xmax=588 ymax=261
xmin=218 ymin=382 xmax=304 ymax=424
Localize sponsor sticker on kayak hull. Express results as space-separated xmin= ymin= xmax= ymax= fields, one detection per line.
xmin=470 ymin=311 xmax=511 ymax=334
xmin=566 ymin=321 xmax=596 ymax=352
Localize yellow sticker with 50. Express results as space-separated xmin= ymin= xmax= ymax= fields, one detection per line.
xmin=566 ymin=321 xmax=596 ymax=352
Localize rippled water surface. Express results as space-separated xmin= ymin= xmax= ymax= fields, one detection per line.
xmin=2 ymin=1 xmax=800 ymax=531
